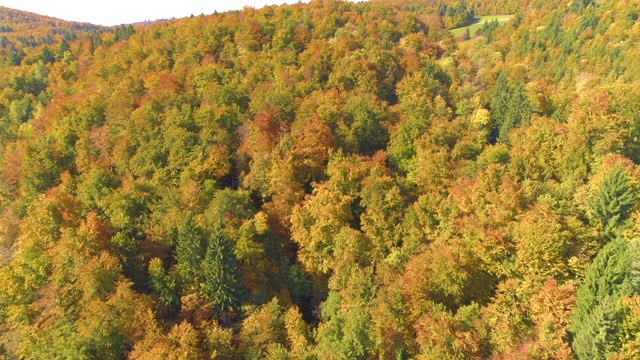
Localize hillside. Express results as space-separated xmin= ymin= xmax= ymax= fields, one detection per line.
xmin=1 ymin=0 xmax=640 ymax=358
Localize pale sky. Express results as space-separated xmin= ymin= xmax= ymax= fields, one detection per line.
xmin=0 ymin=0 xmax=325 ymax=26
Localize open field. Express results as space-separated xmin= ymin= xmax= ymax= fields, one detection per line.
xmin=450 ymin=15 xmax=514 ymax=37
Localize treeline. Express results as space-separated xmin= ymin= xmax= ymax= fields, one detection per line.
xmin=376 ymin=0 xmax=476 ymax=28
xmin=1 ymin=0 xmax=640 ymax=358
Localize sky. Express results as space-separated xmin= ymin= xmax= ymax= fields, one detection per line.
xmin=0 ymin=0 xmax=325 ymax=26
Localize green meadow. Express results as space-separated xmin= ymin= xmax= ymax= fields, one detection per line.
xmin=450 ymin=14 xmax=514 ymax=37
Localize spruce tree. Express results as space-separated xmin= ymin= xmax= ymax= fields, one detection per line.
xmin=573 ymin=297 xmax=621 ymax=360
xmin=503 ymin=82 xmax=533 ymax=139
xmin=175 ymin=212 xmax=206 ymax=281
xmin=590 ymin=165 xmax=636 ymax=241
xmin=490 ymin=72 xmax=533 ymax=143
xmin=148 ymin=257 xmax=178 ymax=310
xmin=202 ymin=228 xmax=242 ymax=318
xmin=572 ymin=238 xmax=639 ymax=359
xmin=489 ymin=71 xmax=510 ymax=143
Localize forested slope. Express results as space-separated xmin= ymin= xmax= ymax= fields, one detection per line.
xmin=1 ymin=0 xmax=640 ymax=358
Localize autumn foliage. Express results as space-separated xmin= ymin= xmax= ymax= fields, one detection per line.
xmin=1 ymin=0 xmax=640 ymax=358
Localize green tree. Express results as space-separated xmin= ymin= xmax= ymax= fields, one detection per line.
xmin=502 ymin=82 xmax=533 ymax=141
xmin=148 ymin=257 xmax=178 ymax=310
xmin=590 ymin=165 xmax=637 ymax=242
xmin=490 ymin=72 xmax=533 ymax=143
xmin=57 ymin=39 xmax=70 ymax=60
xmin=41 ymin=46 xmax=55 ymax=64
xmin=489 ymin=72 xmax=510 ymax=142
xmin=175 ymin=212 xmax=206 ymax=282
xmin=572 ymin=239 xmax=640 ymax=359
xmin=239 ymin=298 xmax=287 ymax=359
xmin=316 ymin=267 xmax=375 ymax=360
xmin=573 ymin=298 xmax=620 ymax=360
xmin=9 ymin=98 xmax=32 ymax=123
xmin=202 ymin=229 xmax=242 ymax=319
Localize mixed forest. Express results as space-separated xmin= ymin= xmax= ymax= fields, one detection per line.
xmin=1 ymin=0 xmax=640 ymax=358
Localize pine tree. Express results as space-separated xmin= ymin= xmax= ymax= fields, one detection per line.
xmin=56 ymin=39 xmax=70 ymax=60
xmin=503 ymin=82 xmax=533 ymax=138
xmin=490 ymin=72 xmax=533 ymax=143
xmin=572 ymin=298 xmax=620 ymax=360
xmin=175 ymin=212 xmax=206 ymax=281
xmin=572 ymin=238 xmax=639 ymax=359
xmin=489 ymin=71 xmax=510 ymax=143
xmin=590 ymin=165 xmax=636 ymax=241
xmin=202 ymin=228 xmax=242 ymax=318
xmin=148 ymin=257 xmax=178 ymax=310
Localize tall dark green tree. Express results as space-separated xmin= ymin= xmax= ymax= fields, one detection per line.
xmin=503 ymin=82 xmax=533 ymax=137
xmin=148 ymin=257 xmax=178 ymax=310
xmin=41 ymin=46 xmax=55 ymax=64
xmin=573 ymin=298 xmax=620 ymax=360
xmin=490 ymin=72 xmax=533 ymax=143
xmin=202 ymin=228 xmax=242 ymax=318
xmin=114 ymin=25 xmax=135 ymax=41
xmin=572 ymin=239 xmax=640 ymax=359
xmin=175 ymin=212 xmax=206 ymax=281
xmin=489 ymin=71 xmax=510 ymax=143
xmin=56 ymin=39 xmax=70 ymax=60
xmin=590 ymin=165 xmax=637 ymax=242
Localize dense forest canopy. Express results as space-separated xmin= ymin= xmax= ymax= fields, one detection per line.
xmin=1 ymin=0 xmax=640 ymax=358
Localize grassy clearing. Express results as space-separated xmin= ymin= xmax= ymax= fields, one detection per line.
xmin=450 ymin=15 xmax=514 ymax=37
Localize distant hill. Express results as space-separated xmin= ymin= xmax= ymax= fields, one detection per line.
xmin=0 ymin=6 xmax=109 ymax=68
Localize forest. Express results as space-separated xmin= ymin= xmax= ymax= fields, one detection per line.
xmin=0 ymin=0 xmax=640 ymax=358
